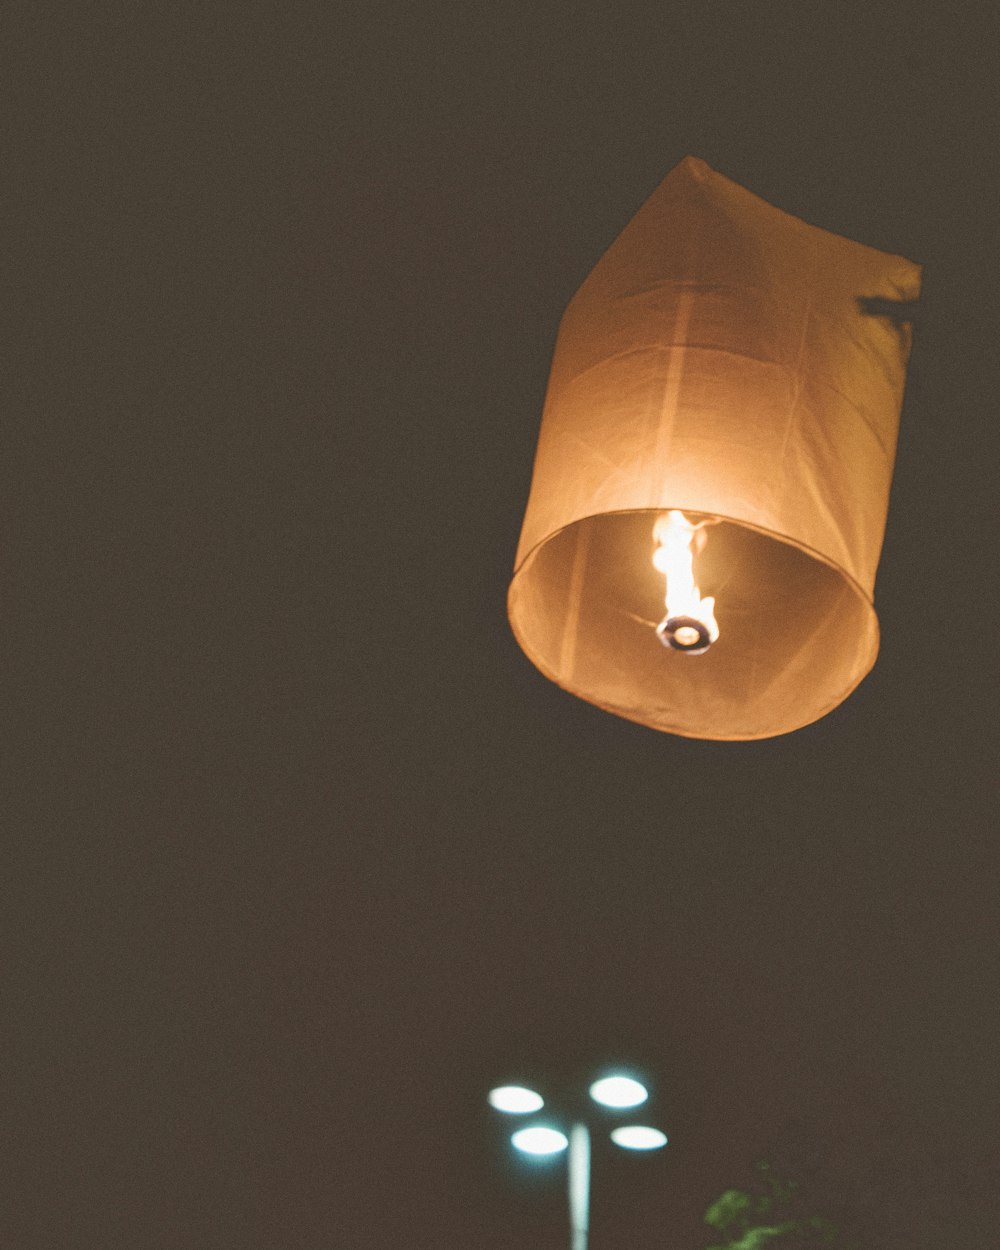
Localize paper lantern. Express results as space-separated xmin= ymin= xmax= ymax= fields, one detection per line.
xmin=508 ymin=157 xmax=921 ymax=740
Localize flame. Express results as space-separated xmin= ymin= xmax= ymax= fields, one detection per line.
xmin=651 ymin=511 xmax=719 ymax=644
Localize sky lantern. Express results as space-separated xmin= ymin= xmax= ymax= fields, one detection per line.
xmin=508 ymin=156 xmax=921 ymax=740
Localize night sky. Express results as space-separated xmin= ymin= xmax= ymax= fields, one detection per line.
xmin=6 ymin=6 xmax=999 ymax=1248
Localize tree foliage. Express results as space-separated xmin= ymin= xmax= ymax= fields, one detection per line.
xmin=703 ymin=1160 xmax=847 ymax=1250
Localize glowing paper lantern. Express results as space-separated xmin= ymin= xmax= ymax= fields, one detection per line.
xmin=508 ymin=157 xmax=921 ymax=740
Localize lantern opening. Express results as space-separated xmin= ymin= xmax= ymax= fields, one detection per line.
xmin=651 ymin=511 xmax=718 ymax=654
xmin=508 ymin=511 xmax=880 ymax=740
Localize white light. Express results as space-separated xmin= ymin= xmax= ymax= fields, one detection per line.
xmin=611 ymin=1126 xmax=668 ymax=1151
xmin=589 ymin=1076 xmax=648 ymax=1108
xmin=488 ymin=1085 xmax=544 ymax=1114
xmin=511 ymin=1126 xmax=569 ymax=1156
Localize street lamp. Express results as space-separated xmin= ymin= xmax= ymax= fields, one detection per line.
xmin=488 ymin=1071 xmax=667 ymax=1250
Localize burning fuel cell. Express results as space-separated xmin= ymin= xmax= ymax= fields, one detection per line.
xmin=652 ymin=511 xmax=719 ymax=655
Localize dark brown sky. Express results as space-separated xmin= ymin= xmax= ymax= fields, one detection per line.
xmin=5 ymin=4 xmax=999 ymax=1248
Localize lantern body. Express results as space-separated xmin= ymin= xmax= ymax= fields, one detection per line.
xmin=508 ymin=156 xmax=921 ymax=740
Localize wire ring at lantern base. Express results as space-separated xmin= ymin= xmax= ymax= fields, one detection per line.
xmin=656 ymin=615 xmax=714 ymax=655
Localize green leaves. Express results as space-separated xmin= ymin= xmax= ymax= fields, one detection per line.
xmin=701 ymin=1161 xmax=842 ymax=1248
xmin=705 ymin=1189 xmax=754 ymax=1230
xmin=707 ymin=1226 xmax=792 ymax=1250
xmin=735 ymin=1228 xmax=796 ymax=1250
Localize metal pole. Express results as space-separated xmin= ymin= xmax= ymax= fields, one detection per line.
xmin=567 ymin=1122 xmax=590 ymax=1250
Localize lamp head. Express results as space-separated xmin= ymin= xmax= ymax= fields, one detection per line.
xmin=589 ymin=1075 xmax=649 ymax=1109
xmin=488 ymin=1085 xmax=544 ymax=1114
xmin=511 ymin=1125 xmax=569 ymax=1156
xmin=610 ymin=1125 xmax=668 ymax=1150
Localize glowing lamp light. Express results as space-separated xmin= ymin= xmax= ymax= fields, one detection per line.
xmin=511 ymin=1125 xmax=569 ymax=1155
xmin=488 ymin=1085 xmax=544 ymax=1114
xmin=610 ymin=1126 xmax=668 ymax=1151
xmin=507 ymin=155 xmax=921 ymax=740
xmin=589 ymin=1076 xmax=648 ymax=1109
xmin=489 ymin=1070 xmax=666 ymax=1250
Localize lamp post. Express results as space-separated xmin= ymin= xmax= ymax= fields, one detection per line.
xmin=488 ymin=1073 xmax=668 ymax=1250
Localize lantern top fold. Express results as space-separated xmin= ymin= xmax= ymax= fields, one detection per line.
xmin=508 ymin=156 xmax=921 ymax=740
